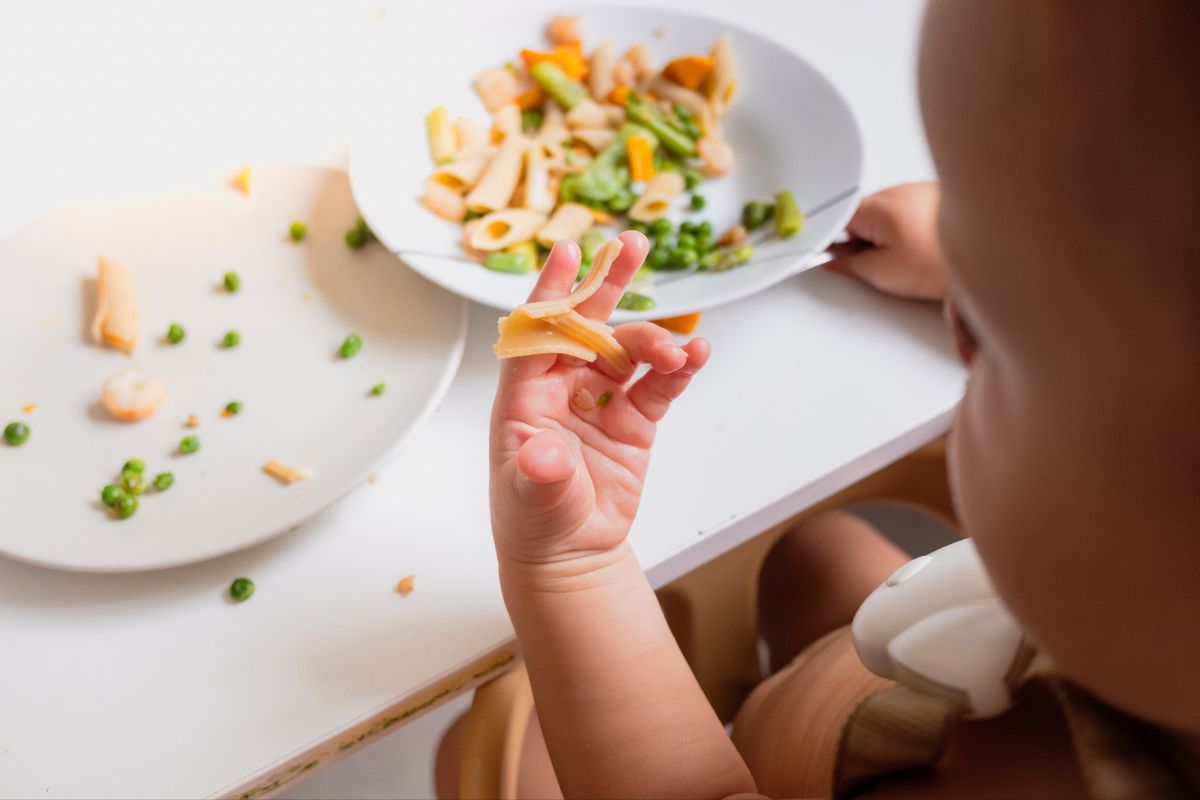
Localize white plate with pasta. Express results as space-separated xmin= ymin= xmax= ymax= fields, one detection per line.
xmin=350 ymin=7 xmax=862 ymax=323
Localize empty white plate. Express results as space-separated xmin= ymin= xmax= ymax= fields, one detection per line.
xmin=0 ymin=165 xmax=466 ymax=572
xmin=350 ymin=6 xmax=862 ymax=322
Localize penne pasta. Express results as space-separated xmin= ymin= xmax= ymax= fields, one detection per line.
xmin=705 ymin=34 xmax=739 ymax=114
xmin=565 ymin=98 xmax=608 ymax=129
xmin=649 ymin=75 xmax=716 ymax=133
xmin=465 ymin=136 xmax=526 ymax=213
xmin=421 ymin=177 xmax=467 ymax=221
xmin=588 ymin=40 xmax=616 ymax=101
xmin=468 ymin=208 xmax=549 ymax=251
xmin=602 ymin=104 xmax=626 ymax=126
xmin=430 ymin=153 xmax=491 ymax=192
xmin=92 ymin=256 xmax=138 ymax=353
xmin=455 ymin=117 xmax=488 ymax=155
xmin=624 ymin=44 xmax=654 ymax=82
xmin=538 ymin=118 xmax=571 ymax=162
xmin=629 ymin=171 xmax=686 ymax=222
xmin=491 ymin=104 xmax=522 ymax=143
xmin=522 ymin=140 xmax=555 ymax=213
xmin=570 ymin=127 xmax=616 ymax=153
xmin=473 ymin=66 xmax=519 ymax=112
xmin=536 ymin=203 xmax=593 ymax=247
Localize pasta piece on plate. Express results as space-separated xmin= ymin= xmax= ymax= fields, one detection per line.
xmin=468 ymin=208 xmax=549 ymax=251
xmin=537 ymin=203 xmax=593 ymax=247
xmin=91 ymin=256 xmax=138 ymax=353
xmin=465 ymin=137 xmax=526 ymax=213
xmin=629 ymin=172 xmax=686 ymax=222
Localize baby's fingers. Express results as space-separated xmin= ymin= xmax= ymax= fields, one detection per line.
xmin=626 ymin=337 xmax=711 ymax=422
xmin=526 ymin=239 xmax=581 ymax=302
xmin=594 ymin=321 xmax=687 ymax=382
xmin=573 ymin=231 xmax=650 ymax=321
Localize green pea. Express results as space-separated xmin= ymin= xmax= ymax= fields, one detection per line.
xmin=4 ymin=421 xmax=30 ymax=446
xmin=222 ymin=331 xmax=240 ymax=348
xmin=650 ymin=218 xmax=673 ymax=237
xmin=616 ymin=292 xmax=657 ymax=312
xmin=696 ymin=233 xmax=713 ymax=254
xmin=224 ymin=271 xmax=240 ymax=293
xmin=670 ymin=247 xmax=699 ymax=269
xmin=340 ymin=333 xmax=363 ymax=359
xmin=230 ymin=577 xmax=255 ymax=603
xmin=371 ymin=383 xmax=386 ymax=396
xmin=628 ymin=221 xmax=650 ymax=236
xmin=684 ymin=170 xmax=703 ymax=191
xmin=344 ymin=216 xmax=374 ymax=250
xmin=607 ymin=189 xmax=634 ymax=213
xmin=289 ymin=221 xmax=307 ymax=242
xmin=742 ymin=200 xmax=774 ymax=231
xmin=116 ymin=495 xmax=138 ymax=519
xmin=689 ymin=194 xmax=707 ymax=211
xmin=596 ymin=391 xmax=614 ymax=407
xmin=678 ymin=221 xmax=697 ymax=237
xmin=152 ymin=472 xmax=174 ymax=491
xmin=179 ymin=435 xmax=201 ymax=455
xmin=646 ymin=248 xmax=670 ymax=270
xmin=101 ymin=484 xmax=126 ymax=507
xmin=121 ymin=472 xmax=144 ymax=495
xmin=698 ymin=220 xmax=714 ymax=238
xmin=122 ymin=459 xmax=145 ymax=475
xmin=167 ymin=323 xmax=185 ymax=344
xmin=699 ymin=250 xmax=722 ymax=270
xmin=677 ymin=233 xmax=697 ymax=252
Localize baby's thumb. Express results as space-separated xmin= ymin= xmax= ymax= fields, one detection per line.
xmin=503 ymin=429 xmax=581 ymax=525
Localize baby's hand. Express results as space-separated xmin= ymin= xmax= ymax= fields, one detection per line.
xmin=490 ymin=231 xmax=710 ymax=565
xmin=825 ymin=182 xmax=949 ymax=300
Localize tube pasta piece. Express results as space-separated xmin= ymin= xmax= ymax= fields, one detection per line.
xmin=649 ymin=75 xmax=716 ymax=133
xmin=491 ymin=104 xmax=522 ymax=143
xmin=468 ymin=209 xmax=549 ymax=252
xmin=101 ymin=368 xmax=167 ymax=422
xmin=421 ymin=177 xmax=467 ymax=222
xmin=565 ymin=99 xmax=608 ymax=129
xmin=697 ymin=136 xmax=735 ymax=177
xmin=454 ymin=117 xmax=488 ymax=155
xmin=624 ymin=44 xmax=653 ymax=82
xmin=570 ymin=127 xmax=616 ymax=153
xmin=705 ymin=34 xmax=739 ymax=114
xmin=263 ymin=459 xmax=311 ymax=485
xmin=425 ymin=107 xmax=456 ymax=165
xmin=546 ymin=15 xmax=581 ymax=48
xmin=473 ymin=66 xmax=519 ymax=112
xmin=629 ymin=171 xmax=686 ymax=222
xmin=494 ymin=238 xmax=633 ymax=375
xmin=536 ymin=203 xmax=593 ymax=247
xmin=430 ymin=153 xmax=491 ymax=192
xmin=612 ymin=59 xmax=636 ymax=89
xmin=602 ymin=104 xmax=626 ymax=126
xmin=537 ymin=119 xmax=571 ymax=162
xmin=522 ymin=140 xmax=555 ymax=213
xmin=465 ymin=137 xmax=526 ymax=213
xmin=91 ymin=256 xmax=138 ymax=353
xmin=588 ymin=39 xmax=616 ymax=101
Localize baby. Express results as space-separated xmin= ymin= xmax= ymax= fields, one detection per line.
xmin=463 ymin=1 xmax=1200 ymax=796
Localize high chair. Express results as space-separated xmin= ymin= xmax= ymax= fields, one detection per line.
xmin=452 ymin=438 xmax=957 ymax=799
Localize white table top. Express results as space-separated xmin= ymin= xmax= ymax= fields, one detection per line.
xmin=0 ymin=2 xmax=961 ymax=798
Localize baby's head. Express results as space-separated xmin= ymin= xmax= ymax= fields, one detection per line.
xmin=919 ymin=1 xmax=1200 ymax=730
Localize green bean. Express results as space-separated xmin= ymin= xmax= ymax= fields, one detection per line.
xmin=3 ymin=421 xmax=29 ymax=446
xmin=482 ymin=252 xmax=532 ymax=274
xmin=689 ymin=194 xmax=707 ymax=211
xmin=116 ymin=495 xmax=138 ymax=519
xmin=624 ymin=94 xmax=696 ymax=157
xmin=152 ymin=472 xmax=174 ymax=491
xmin=167 ymin=323 xmax=185 ymax=344
xmin=530 ymin=62 xmax=588 ymax=110
xmin=742 ymin=200 xmax=773 ymax=231
xmin=774 ymin=190 xmax=804 ymax=238
xmin=222 ymin=331 xmax=240 ymax=348
xmin=122 ymin=459 xmax=145 ymax=475
xmin=101 ymin=484 xmax=126 ymax=507
xmin=371 ymin=383 xmax=386 ymax=396
xmin=179 ymin=435 xmax=201 ymax=455
xmin=340 ymin=333 xmax=363 ymax=358
xmin=616 ymin=292 xmax=657 ymax=312
xmin=224 ymin=271 xmax=240 ymax=293
xmin=229 ymin=577 xmax=255 ymax=603
xmin=289 ymin=221 xmax=307 ymax=242
xmin=672 ymin=105 xmax=703 ymax=140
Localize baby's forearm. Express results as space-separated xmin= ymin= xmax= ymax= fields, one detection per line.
xmin=500 ymin=542 xmax=756 ymax=799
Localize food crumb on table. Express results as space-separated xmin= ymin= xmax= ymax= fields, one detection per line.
xmin=232 ymin=166 xmax=251 ymax=195
xmin=395 ymin=575 xmax=415 ymax=596
xmin=21 ymin=403 xmax=35 ymax=413
xmin=185 ymin=414 xmax=200 ymax=428
xmin=263 ymin=459 xmax=311 ymax=485
xmin=367 ymin=474 xmax=380 ymax=485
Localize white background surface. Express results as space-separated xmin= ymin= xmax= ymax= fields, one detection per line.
xmin=0 ymin=1 xmax=951 ymax=798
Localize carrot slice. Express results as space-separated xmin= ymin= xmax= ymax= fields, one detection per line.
xmin=626 ymin=135 xmax=655 ymax=182
xmin=662 ymin=55 xmax=714 ymax=91
xmin=653 ymin=312 xmax=702 ymax=334
xmin=520 ymin=47 xmax=588 ymax=80
xmin=606 ymin=85 xmax=632 ymax=106
xmin=514 ymin=85 xmax=545 ymax=111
